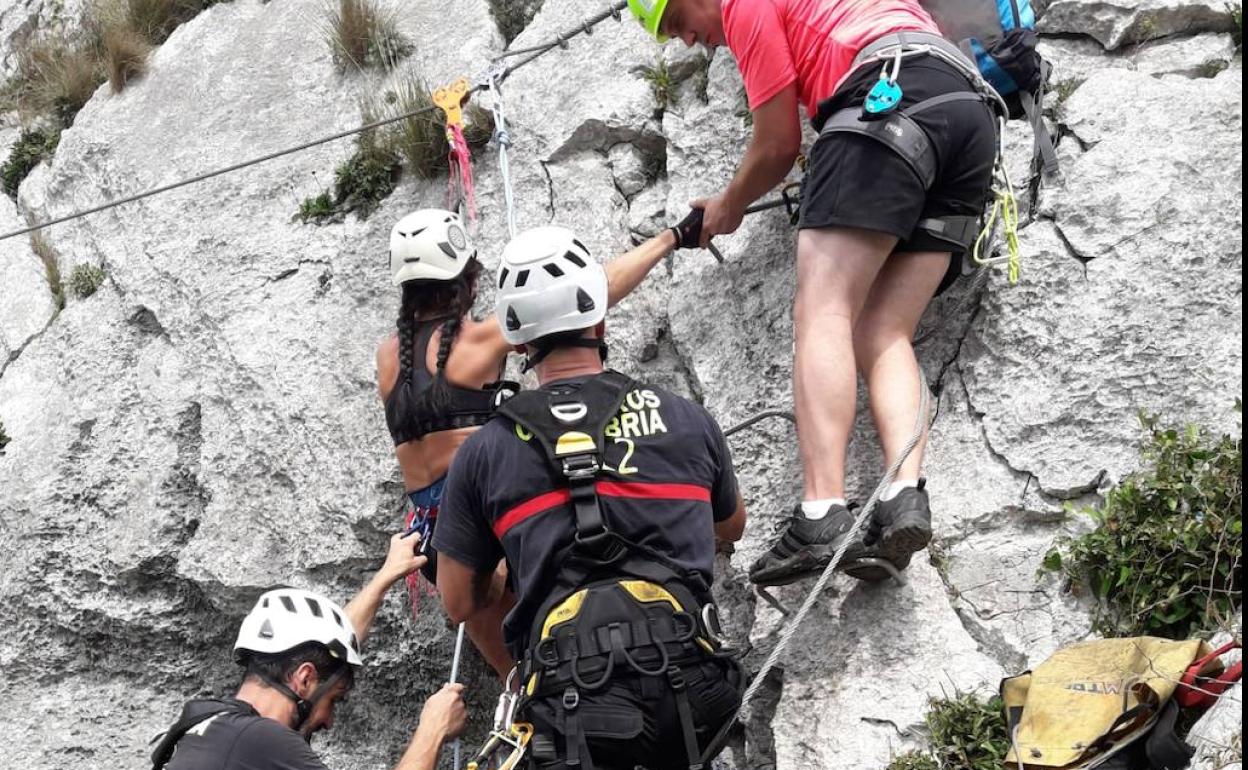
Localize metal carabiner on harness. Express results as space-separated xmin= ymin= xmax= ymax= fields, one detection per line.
xmin=864 ymin=47 xmax=905 ymax=117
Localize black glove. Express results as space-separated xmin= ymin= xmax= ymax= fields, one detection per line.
xmin=668 ymin=208 xmax=705 ymax=250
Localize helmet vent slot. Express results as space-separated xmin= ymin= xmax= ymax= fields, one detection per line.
xmin=498 ymin=267 xmax=510 ymax=288
xmin=563 ymin=251 xmax=586 ymax=268
xmin=576 ymin=288 xmax=596 ymax=313
xmin=306 ymin=598 xmax=323 ymax=617
xmin=515 ymin=270 xmax=530 ymax=288
xmin=279 ymin=595 xmax=297 ymax=613
xmin=544 ymin=263 xmax=565 ymax=277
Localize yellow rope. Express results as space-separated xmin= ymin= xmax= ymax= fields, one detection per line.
xmin=972 ymin=123 xmax=1023 ymax=285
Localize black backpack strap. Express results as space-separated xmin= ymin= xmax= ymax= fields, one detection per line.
xmin=1145 ymin=701 xmax=1195 ymax=770
xmin=150 ymin=705 xmax=244 ymax=769
xmin=496 ymin=371 xmax=636 ymax=557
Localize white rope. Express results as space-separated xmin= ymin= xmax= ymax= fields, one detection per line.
xmin=450 ymin=622 xmax=467 ymax=770
xmin=488 ymin=76 xmax=519 ymax=239
xmin=738 ymin=370 xmax=933 ymax=710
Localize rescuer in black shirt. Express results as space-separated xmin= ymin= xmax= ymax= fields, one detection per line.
xmin=434 ymin=225 xmax=747 ymax=770
xmin=152 ymin=533 xmax=467 ymax=770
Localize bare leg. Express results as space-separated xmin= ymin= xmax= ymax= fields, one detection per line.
xmin=853 ymin=251 xmax=951 ymax=481
xmin=794 ymin=228 xmax=899 ymax=499
xmin=466 ymin=592 xmax=517 ymax=682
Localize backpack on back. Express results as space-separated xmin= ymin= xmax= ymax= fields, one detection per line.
xmin=920 ymin=0 xmax=1059 ymax=175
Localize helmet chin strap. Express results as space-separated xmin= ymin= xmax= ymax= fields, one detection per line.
xmin=523 ymin=337 xmax=608 ymax=373
xmin=264 ymin=668 xmax=350 ymax=741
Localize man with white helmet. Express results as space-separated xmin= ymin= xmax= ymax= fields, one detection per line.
xmin=151 ymin=533 xmax=467 ymax=770
xmin=433 ymin=226 xmax=747 ymax=770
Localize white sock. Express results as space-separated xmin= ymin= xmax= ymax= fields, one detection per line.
xmin=801 ymin=498 xmax=847 ymax=520
xmin=881 ymin=480 xmax=920 ymax=502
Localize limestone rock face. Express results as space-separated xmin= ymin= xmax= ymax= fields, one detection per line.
xmin=1042 ymin=0 xmax=1238 ymax=49
xmin=0 ymin=1 xmax=1242 ymax=768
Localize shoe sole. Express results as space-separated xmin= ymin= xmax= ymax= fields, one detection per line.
xmin=843 ymin=511 xmax=932 ymax=584
xmin=750 ymin=540 xmax=871 ymax=587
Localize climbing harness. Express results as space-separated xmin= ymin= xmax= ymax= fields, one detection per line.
xmin=433 ymin=78 xmax=477 ymax=221
xmin=833 ymin=31 xmax=1025 ymax=280
xmin=494 ymin=371 xmax=741 ymax=770
xmin=697 ymin=372 xmax=932 ymax=765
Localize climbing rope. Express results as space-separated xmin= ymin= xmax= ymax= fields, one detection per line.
xmin=482 ymin=69 xmax=520 ymax=239
xmin=0 ymin=1 xmax=632 ymax=242
xmin=703 ymin=370 xmax=933 ymax=762
xmin=972 ymin=120 xmax=1023 ymax=284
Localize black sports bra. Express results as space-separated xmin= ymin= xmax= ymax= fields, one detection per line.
xmin=384 ymin=321 xmax=502 ymax=445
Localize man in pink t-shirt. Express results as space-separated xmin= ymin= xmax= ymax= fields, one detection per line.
xmin=630 ymin=0 xmax=999 ymax=587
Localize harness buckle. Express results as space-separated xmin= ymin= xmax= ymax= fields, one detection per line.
xmin=561 ymin=454 xmax=600 ymax=480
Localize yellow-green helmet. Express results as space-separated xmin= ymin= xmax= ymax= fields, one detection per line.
xmin=628 ymin=0 xmax=670 ymax=42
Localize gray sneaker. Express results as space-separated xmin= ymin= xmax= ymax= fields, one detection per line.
xmin=748 ymin=503 xmax=870 ymax=587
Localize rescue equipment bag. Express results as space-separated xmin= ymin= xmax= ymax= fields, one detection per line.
xmin=1001 ymin=637 xmax=1225 ymax=769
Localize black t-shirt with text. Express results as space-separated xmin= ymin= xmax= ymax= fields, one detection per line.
xmin=433 ymin=377 xmax=740 ymax=648
xmin=161 ymin=699 xmax=328 ymax=770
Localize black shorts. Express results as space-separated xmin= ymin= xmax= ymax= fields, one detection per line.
xmin=800 ymin=55 xmax=998 ymax=292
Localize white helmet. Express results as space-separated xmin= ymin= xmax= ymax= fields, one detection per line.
xmin=495 ymin=226 xmax=607 ymax=346
xmin=389 ymin=209 xmax=475 ymax=286
xmin=234 ymin=588 xmax=363 ymax=668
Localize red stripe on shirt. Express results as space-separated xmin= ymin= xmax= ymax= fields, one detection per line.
xmin=493 ymin=481 xmax=712 ymax=539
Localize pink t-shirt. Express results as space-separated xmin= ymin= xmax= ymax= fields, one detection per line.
xmin=723 ymin=0 xmax=939 ymax=118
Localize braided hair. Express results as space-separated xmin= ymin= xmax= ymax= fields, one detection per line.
xmin=395 ymin=259 xmax=483 ymax=410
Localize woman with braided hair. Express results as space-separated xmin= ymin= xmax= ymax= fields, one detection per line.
xmin=376 ymin=208 xmax=703 ymax=680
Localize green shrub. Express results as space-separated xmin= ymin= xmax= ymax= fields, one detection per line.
xmin=332 ymin=131 xmax=401 ymax=216
xmin=0 ymin=418 xmax=9 ymax=451
xmin=68 ymin=263 xmax=107 ymax=298
xmin=1045 ymin=409 xmax=1243 ymax=639
xmin=325 ymin=0 xmax=412 ymax=71
xmin=889 ymin=693 xmax=1010 ymax=770
xmin=297 ymin=191 xmax=335 ymax=223
xmin=886 ymin=752 xmax=939 ymax=770
xmin=2 ymin=129 xmax=61 ymax=199
xmin=1230 ymin=3 xmax=1243 ymax=48
xmin=30 ymin=233 xmax=65 ymax=312
xmin=487 ymin=0 xmax=544 ymax=44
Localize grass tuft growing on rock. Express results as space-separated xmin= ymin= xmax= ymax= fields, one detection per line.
xmin=2 ymin=128 xmax=61 ymax=199
xmin=640 ymin=56 xmax=676 ymax=115
xmin=68 ymin=264 xmax=108 ymax=298
xmin=382 ymin=76 xmax=449 ymax=179
xmin=99 ymin=16 xmax=154 ymax=92
xmin=1045 ymin=407 xmax=1243 ymax=640
xmin=0 ymin=418 xmax=10 ymax=451
xmin=887 ymin=693 xmax=1010 ymax=770
xmin=325 ymin=0 xmax=412 ymax=71
xmin=5 ymin=33 xmax=106 ymax=128
xmin=1230 ymin=3 xmax=1243 ymax=48
xmin=488 ymin=0 xmax=544 ymax=44
xmin=30 ymin=233 xmax=66 ymax=312
xmin=124 ymin=0 xmax=218 ymax=44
